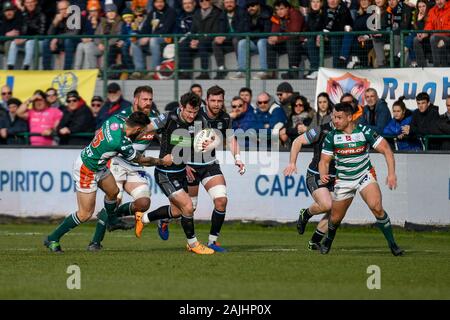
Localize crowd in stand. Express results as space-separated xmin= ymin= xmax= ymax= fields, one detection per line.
xmin=0 ymin=81 xmax=449 ymax=149
xmin=0 ymin=0 xmax=449 ymax=79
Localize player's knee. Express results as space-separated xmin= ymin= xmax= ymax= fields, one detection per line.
xmin=77 ymin=209 xmax=94 ymax=222
xmin=318 ymin=200 xmax=332 ymax=213
xmin=214 ymin=197 xmax=227 ymax=212
xmin=208 ymin=185 xmax=227 ymax=201
xmin=133 ymin=197 xmax=150 ymax=212
xmin=182 ymin=203 xmax=194 ymax=216
xmin=191 ymin=196 xmax=198 ymax=212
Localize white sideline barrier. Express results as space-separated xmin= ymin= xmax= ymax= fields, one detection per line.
xmin=0 ymin=148 xmax=449 ymax=225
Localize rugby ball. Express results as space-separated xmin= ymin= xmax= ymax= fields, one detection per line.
xmin=193 ymin=128 xmax=218 ymax=153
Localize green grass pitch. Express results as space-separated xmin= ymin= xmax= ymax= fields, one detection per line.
xmin=0 ymin=222 xmax=449 ymax=299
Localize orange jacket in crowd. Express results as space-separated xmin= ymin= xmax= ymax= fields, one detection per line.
xmin=270 ymin=7 xmax=304 ymax=43
xmin=425 ymin=1 xmax=450 ymax=36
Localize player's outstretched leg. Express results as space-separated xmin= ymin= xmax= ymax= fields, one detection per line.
xmin=45 ymin=212 xmax=82 ymax=253
xmin=297 ymin=208 xmax=312 ymax=235
xmin=108 ymin=202 xmax=135 ymax=232
xmin=135 ymin=205 xmax=172 ymax=238
xmin=208 ymin=208 xmax=227 ymax=252
xmin=376 ymin=211 xmax=404 ymax=256
xmin=320 ymin=220 xmax=339 ymax=254
xmin=308 ymin=214 xmax=329 ymax=250
xmin=182 ymin=214 xmax=214 ymax=255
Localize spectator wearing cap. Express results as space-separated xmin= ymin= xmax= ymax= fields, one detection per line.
xmin=96 ymin=82 xmax=132 ymax=129
xmin=276 ymin=81 xmax=294 ymax=117
xmin=7 ymin=0 xmax=46 ymax=70
xmin=358 ymin=88 xmax=391 ymax=134
xmin=0 ymin=1 xmax=22 ymax=64
xmin=42 ymin=0 xmax=81 ymax=70
xmin=0 ymin=98 xmax=29 ymax=145
xmin=16 ymin=90 xmax=63 ymax=146
xmin=132 ymin=0 xmax=176 ymax=75
xmin=267 ymin=0 xmax=305 ymax=80
xmin=95 ymin=3 xmax=125 ymax=71
xmin=102 ymin=0 xmax=127 ymax=14
xmin=74 ymin=1 xmax=102 ymax=70
xmin=90 ymin=96 xmax=104 ymax=118
xmin=57 ymin=91 xmax=96 ymax=146
xmin=230 ymin=0 xmax=273 ymax=80
xmin=45 ymin=88 xmax=65 ymax=110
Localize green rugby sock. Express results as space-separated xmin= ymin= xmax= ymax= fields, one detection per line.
xmin=91 ymin=209 xmax=108 ymax=244
xmin=104 ymin=198 xmax=117 ymax=216
xmin=116 ymin=202 xmax=133 ymax=217
xmin=48 ymin=212 xmax=81 ymax=242
xmin=376 ymin=212 xmax=396 ymax=247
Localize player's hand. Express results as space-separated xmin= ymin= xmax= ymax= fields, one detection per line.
xmin=186 ymin=165 xmax=196 ymax=183
xmin=283 ymin=163 xmax=297 ymax=176
xmin=235 ymin=160 xmax=245 ymax=175
xmin=320 ymin=174 xmax=330 ymax=184
xmin=161 ymin=154 xmax=173 ymax=166
xmin=386 ymin=174 xmax=397 ymax=190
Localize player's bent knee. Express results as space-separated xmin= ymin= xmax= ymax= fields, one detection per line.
xmin=134 ymin=197 xmax=150 ymax=212
xmin=214 ymin=197 xmax=227 ymax=211
xmin=182 ymin=203 xmax=194 ymax=216
xmin=130 ymin=185 xmax=151 ymax=201
xmin=208 ymin=185 xmax=227 ymax=200
xmin=77 ymin=209 xmax=94 ymax=222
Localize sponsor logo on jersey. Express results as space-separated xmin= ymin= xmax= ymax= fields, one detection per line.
xmin=346 ymin=135 xmax=352 ymax=141
xmin=336 ymin=146 xmax=366 ymax=155
xmin=110 ymin=123 xmax=119 ymax=131
xmin=139 ymin=134 xmax=155 ymax=141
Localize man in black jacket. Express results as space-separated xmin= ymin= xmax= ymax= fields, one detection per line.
xmin=57 ymin=91 xmax=96 ymax=146
xmin=178 ymin=0 xmax=222 ymax=79
xmin=6 ymin=0 xmax=46 ymax=70
xmin=96 ymin=82 xmax=132 ymax=129
xmin=0 ymin=2 xmax=22 ymax=63
xmin=0 ymin=98 xmax=29 ymax=145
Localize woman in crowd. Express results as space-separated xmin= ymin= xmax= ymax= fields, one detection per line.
xmin=310 ymin=92 xmax=333 ymax=127
xmin=280 ymin=95 xmax=316 ymax=144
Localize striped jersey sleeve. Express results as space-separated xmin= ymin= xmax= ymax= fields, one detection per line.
xmin=321 ymin=131 xmax=335 ymax=156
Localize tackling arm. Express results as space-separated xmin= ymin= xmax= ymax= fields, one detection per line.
xmin=133 ymin=153 xmax=172 ymax=167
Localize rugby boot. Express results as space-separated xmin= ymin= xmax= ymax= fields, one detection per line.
xmin=157 ymin=219 xmax=169 ymax=240
xmin=186 ymin=242 xmax=215 ymax=255
xmin=107 ymin=217 xmax=134 ymax=232
xmin=134 ymin=211 xmax=144 ymax=238
xmin=87 ymin=242 xmax=103 ymax=252
xmin=208 ymin=241 xmax=227 ymax=253
xmin=296 ymin=208 xmax=310 ymax=235
xmin=320 ymin=237 xmax=333 ymax=255
xmin=44 ymin=237 xmax=63 ymax=253
xmin=390 ymin=243 xmax=405 ymax=256
xmin=308 ymin=241 xmax=321 ymax=251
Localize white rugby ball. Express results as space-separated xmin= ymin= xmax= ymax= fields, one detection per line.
xmin=193 ymin=128 xmax=217 ymax=153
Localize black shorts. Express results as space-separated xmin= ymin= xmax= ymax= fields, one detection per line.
xmin=187 ymin=162 xmax=223 ymax=187
xmin=155 ymin=168 xmax=188 ymax=198
xmin=306 ymin=171 xmax=335 ymax=194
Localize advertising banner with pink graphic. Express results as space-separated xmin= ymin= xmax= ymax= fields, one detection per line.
xmin=315 ymin=67 xmax=450 ymax=114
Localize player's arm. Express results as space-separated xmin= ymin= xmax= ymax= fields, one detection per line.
xmin=283 ymin=134 xmax=308 ymax=176
xmin=141 ymin=112 xmax=170 ymax=135
xmin=374 ymin=138 xmax=397 ymax=190
xmin=133 ymin=153 xmax=173 ymax=167
xmin=319 ymin=153 xmax=333 ymax=184
xmin=16 ymin=98 xmax=31 ymax=120
xmin=229 ymin=134 xmax=246 ymax=175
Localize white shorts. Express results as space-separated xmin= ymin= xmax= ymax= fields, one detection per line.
xmin=72 ymin=155 xmax=110 ymax=193
xmin=110 ymin=158 xmax=149 ymax=185
xmin=333 ymin=168 xmax=377 ymax=201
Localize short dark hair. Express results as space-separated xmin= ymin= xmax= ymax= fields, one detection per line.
xmin=273 ymin=0 xmax=291 ymax=8
xmin=190 ymin=83 xmax=202 ymax=91
xmin=207 ymin=85 xmax=225 ymax=99
xmin=334 ymin=102 xmax=354 ymax=115
xmin=133 ymin=85 xmax=153 ymax=97
xmin=7 ymin=97 xmax=22 ymax=106
xmin=46 ymin=87 xmax=57 ymax=94
xmin=33 ymin=90 xmax=47 ymax=101
xmin=180 ymin=92 xmax=201 ymax=108
xmin=232 ymin=96 xmax=243 ymax=102
xmin=416 ymin=92 xmax=430 ymax=102
xmin=127 ymin=111 xmax=151 ymax=127
xmin=239 ymin=87 xmax=252 ymax=96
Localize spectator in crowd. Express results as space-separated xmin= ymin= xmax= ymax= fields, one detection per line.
xmin=74 ymin=1 xmax=102 ymax=69
xmin=230 ymin=96 xmax=257 ymax=129
xmin=7 ymin=0 xmax=46 ymax=70
xmin=239 ymin=87 xmax=255 ymax=111
xmin=16 ymin=90 xmax=63 ymax=146
xmin=402 ymin=92 xmax=440 ymax=146
xmin=324 ymin=0 xmax=354 ymax=68
xmin=43 ymin=0 xmax=80 ymax=70
xmin=190 ymin=83 xmax=207 ymax=107
xmin=371 ymin=0 xmax=389 ymax=68
xmin=0 ymin=98 xmax=29 ymax=145
xmin=118 ymin=8 xmax=138 ymax=79
xmin=310 ymin=92 xmax=333 ymax=127
xmin=213 ymin=0 xmax=248 ymax=79
xmin=132 ymin=0 xmax=149 ymax=10
xmin=57 ymin=90 xmax=96 ymax=146
xmin=95 ymin=4 xmax=125 ymax=72
xmin=435 ymin=97 xmax=450 ymax=149
xmin=133 ymin=0 xmax=176 ymax=74
xmin=383 ymin=96 xmax=422 ymax=151
xmin=45 ymin=88 xmax=64 ymax=110
xmin=178 ymin=0 xmax=222 ymax=79
xmin=385 ymin=0 xmax=409 ymax=67
xmin=267 ymin=0 xmax=304 ymax=79
xmin=96 ymin=82 xmax=132 ymax=129
xmin=90 ymin=95 xmax=104 ymax=118
xmin=254 ymin=91 xmax=287 ymax=139
xmin=0 ymin=1 xmax=22 ymax=66
xmin=405 ymin=0 xmax=429 ymax=67
xmin=1 ymin=85 xmax=13 ymax=113
xmin=305 ymin=0 xmax=326 ymax=80
xmin=414 ymin=0 xmax=450 ymax=67
xmin=102 ymin=0 xmax=127 ymax=14
xmin=276 ymin=81 xmax=294 ymax=116
xmin=129 ymin=6 xmax=149 ymax=79
xmin=231 ymin=0 xmax=272 ymax=80
xmin=173 ymin=0 xmax=196 ymax=45
xmin=358 ymin=88 xmax=391 ymax=134
xmin=279 ymin=94 xmax=315 ymax=144
xmin=340 ymin=92 xmax=363 ymax=120
xmin=230 ymin=96 xmax=245 ymax=120
xmin=347 ymin=0 xmax=374 ymax=69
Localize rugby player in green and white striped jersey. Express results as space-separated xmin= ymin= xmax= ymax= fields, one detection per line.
xmin=319 ymin=103 xmax=404 ymax=256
